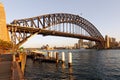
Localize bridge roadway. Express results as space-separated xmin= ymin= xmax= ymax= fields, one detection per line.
xmin=0 ymin=54 xmax=24 ymax=80
xmin=7 ymin=24 xmax=102 ymax=42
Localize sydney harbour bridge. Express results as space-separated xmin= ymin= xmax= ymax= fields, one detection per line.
xmin=0 ymin=3 xmax=107 ymax=49
xmin=7 ymin=13 xmax=105 ymax=49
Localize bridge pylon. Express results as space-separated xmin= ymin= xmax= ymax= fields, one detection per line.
xmin=0 ymin=3 xmax=10 ymax=41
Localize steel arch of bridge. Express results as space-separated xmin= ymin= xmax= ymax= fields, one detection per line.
xmin=8 ymin=13 xmax=104 ymax=48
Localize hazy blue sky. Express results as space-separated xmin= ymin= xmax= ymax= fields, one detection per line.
xmin=1 ymin=0 xmax=120 ymax=48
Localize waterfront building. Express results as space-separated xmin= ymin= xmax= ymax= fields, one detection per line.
xmin=88 ymin=41 xmax=95 ymax=48
xmin=105 ymin=35 xmax=110 ymax=48
xmin=78 ymin=39 xmax=83 ymax=48
xmin=74 ymin=43 xmax=79 ymax=49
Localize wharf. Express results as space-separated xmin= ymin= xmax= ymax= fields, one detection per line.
xmin=28 ymin=51 xmax=63 ymax=64
xmin=0 ymin=54 xmax=24 ymax=80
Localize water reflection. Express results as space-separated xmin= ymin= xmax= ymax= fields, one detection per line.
xmin=62 ymin=63 xmax=66 ymax=69
xmin=68 ymin=67 xmax=74 ymax=80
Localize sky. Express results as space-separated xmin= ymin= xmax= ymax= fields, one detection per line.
xmin=1 ymin=0 xmax=120 ymax=48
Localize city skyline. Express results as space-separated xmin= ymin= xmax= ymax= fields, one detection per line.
xmin=1 ymin=0 xmax=120 ymax=48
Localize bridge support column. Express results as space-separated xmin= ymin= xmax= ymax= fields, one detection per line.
xmin=0 ymin=3 xmax=10 ymax=41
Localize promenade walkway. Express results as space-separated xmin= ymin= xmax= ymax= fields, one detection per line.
xmin=0 ymin=54 xmax=24 ymax=80
xmin=0 ymin=54 xmax=13 ymax=80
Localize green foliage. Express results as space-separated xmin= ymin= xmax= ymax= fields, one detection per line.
xmin=19 ymin=47 xmax=24 ymax=52
xmin=19 ymin=47 xmax=24 ymax=50
xmin=0 ymin=39 xmax=13 ymax=50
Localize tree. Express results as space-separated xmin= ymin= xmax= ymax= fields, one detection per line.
xmin=0 ymin=39 xmax=13 ymax=53
xmin=19 ymin=47 xmax=24 ymax=52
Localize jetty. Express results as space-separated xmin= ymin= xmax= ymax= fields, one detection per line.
xmin=28 ymin=50 xmax=72 ymax=67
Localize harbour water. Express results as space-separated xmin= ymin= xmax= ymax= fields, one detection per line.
xmin=25 ymin=49 xmax=120 ymax=80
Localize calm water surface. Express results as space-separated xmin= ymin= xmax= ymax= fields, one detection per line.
xmin=25 ymin=49 xmax=120 ymax=80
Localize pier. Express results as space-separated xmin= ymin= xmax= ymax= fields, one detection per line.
xmin=28 ymin=50 xmax=73 ymax=67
